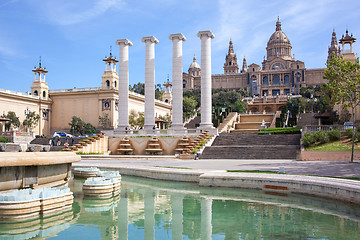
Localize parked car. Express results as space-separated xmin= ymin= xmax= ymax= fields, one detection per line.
xmin=53 ymin=132 xmax=73 ymax=138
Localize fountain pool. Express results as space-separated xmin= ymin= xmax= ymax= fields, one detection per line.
xmin=0 ymin=175 xmax=359 ymax=240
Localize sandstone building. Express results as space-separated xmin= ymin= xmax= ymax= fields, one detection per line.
xmin=0 ymin=52 xmax=172 ymax=136
xmin=183 ymin=18 xmax=335 ymax=97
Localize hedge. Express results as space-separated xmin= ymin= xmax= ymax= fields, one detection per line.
xmin=258 ymin=127 xmax=301 ymax=135
xmin=0 ymin=136 xmax=10 ymax=143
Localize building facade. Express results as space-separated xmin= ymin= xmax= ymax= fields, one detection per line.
xmin=0 ymin=52 xmax=172 ymax=136
xmin=183 ymin=18 xmax=331 ymax=97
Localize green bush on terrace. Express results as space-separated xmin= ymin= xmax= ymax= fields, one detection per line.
xmin=0 ymin=136 xmax=10 ymax=143
xmin=258 ymin=127 xmax=301 ymax=135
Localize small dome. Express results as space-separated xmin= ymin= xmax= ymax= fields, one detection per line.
xmin=189 ymin=55 xmax=200 ymax=70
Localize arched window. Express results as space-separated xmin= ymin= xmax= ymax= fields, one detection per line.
xmin=263 ymin=76 xmax=268 ymax=85
xmin=165 ymin=99 xmax=168 ymax=103
xmin=114 ymin=81 xmax=117 ymax=88
xmin=43 ymin=91 xmax=46 ymax=98
xmin=253 ymin=68 xmax=255 ymax=72
xmin=34 ymin=90 xmax=38 ymax=96
xmin=284 ymin=75 xmax=290 ymax=85
xmin=273 ymin=75 xmax=280 ymax=85
xmin=105 ymin=80 xmax=110 ymax=89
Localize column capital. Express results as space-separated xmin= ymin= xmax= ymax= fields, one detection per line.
xmin=141 ymin=36 xmax=159 ymax=44
xmin=197 ymin=30 xmax=215 ymax=39
xmin=115 ymin=39 xmax=133 ymax=46
xmin=169 ymin=33 xmax=186 ymax=41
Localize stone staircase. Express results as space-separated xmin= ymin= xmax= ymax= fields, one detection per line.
xmin=184 ymin=116 xmax=201 ymax=129
xmin=30 ymin=137 xmax=83 ymax=151
xmin=297 ymin=113 xmax=313 ymax=127
xmin=231 ymin=113 xmax=274 ymax=133
xmin=200 ymin=133 xmax=300 ymax=159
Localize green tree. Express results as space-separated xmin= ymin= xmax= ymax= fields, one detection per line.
xmin=129 ymin=82 xmax=164 ymax=100
xmin=129 ymin=82 xmax=145 ymax=95
xmin=98 ymin=113 xmax=111 ymax=129
xmin=69 ymin=116 xmax=85 ymax=135
xmin=23 ymin=111 xmax=40 ymax=132
xmin=84 ymin=123 xmax=96 ymax=134
xmin=1 ymin=111 xmax=20 ymax=131
xmin=183 ymin=96 xmax=197 ymax=120
xmin=128 ymin=110 xmax=144 ymax=129
xmin=324 ymin=56 xmax=360 ymax=162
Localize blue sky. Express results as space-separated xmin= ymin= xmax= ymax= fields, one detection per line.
xmin=1 ymin=0 xmax=360 ymax=93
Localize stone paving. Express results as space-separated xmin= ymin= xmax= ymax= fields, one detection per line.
xmin=73 ymin=156 xmax=360 ymax=178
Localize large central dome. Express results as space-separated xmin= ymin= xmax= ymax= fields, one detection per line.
xmin=266 ymin=17 xmax=292 ymax=61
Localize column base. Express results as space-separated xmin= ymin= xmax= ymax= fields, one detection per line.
xmin=198 ymin=123 xmax=215 ymax=130
xmin=117 ymin=125 xmax=130 ymax=130
xmin=144 ymin=124 xmax=156 ymax=130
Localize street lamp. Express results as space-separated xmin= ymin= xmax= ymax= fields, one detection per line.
xmin=307 ymin=94 xmax=317 ymax=131
xmin=24 ymin=107 xmax=30 ymax=133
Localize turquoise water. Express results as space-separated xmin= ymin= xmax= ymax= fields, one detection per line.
xmin=1 ymin=175 xmax=360 ymax=240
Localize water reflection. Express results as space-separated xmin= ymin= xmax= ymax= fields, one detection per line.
xmin=1 ymin=176 xmax=360 ymax=240
xmin=75 ymin=176 xmax=360 ymax=240
xmin=0 ymin=210 xmax=73 ymax=240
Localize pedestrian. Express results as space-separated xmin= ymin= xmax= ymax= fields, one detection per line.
xmin=52 ymin=138 xmax=55 ymax=146
xmin=71 ymin=138 xmax=74 ymax=146
xmin=48 ymin=138 xmax=52 ymax=146
xmin=64 ymin=142 xmax=69 ymax=148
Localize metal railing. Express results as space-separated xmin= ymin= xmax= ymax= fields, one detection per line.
xmin=303 ymin=125 xmax=355 ymax=133
xmin=0 ymin=88 xmax=39 ymax=99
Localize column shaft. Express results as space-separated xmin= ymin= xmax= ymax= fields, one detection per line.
xmin=169 ymin=34 xmax=186 ymax=129
xmin=171 ymin=195 xmax=184 ymax=240
xmin=197 ymin=31 xmax=215 ymax=129
xmin=201 ymin=198 xmax=212 ymax=240
xmin=116 ymin=39 xmax=133 ymax=130
xmin=142 ymin=36 xmax=159 ymax=130
xmin=144 ymin=191 xmax=155 ymax=240
xmin=118 ymin=196 xmax=128 ymax=240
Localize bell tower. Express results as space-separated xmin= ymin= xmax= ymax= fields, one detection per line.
xmin=31 ymin=56 xmax=49 ymax=100
xmin=223 ymin=39 xmax=239 ymax=74
xmin=339 ymin=29 xmax=357 ymax=63
xmin=101 ymin=47 xmax=119 ymax=90
xmin=327 ymin=29 xmax=340 ymax=61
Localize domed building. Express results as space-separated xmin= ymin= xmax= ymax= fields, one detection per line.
xmin=183 ymin=17 xmax=332 ymax=109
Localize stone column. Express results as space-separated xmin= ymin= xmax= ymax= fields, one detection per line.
xmin=171 ymin=194 xmax=184 ymax=240
xmin=144 ymin=191 xmax=155 ymax=240
xmin=197 ymin=31 xmax=215 ymax=129
xmin=118 ymin=195 xmax=128 ymax=240
xmin=201 ymin=197 xmax=212 ymax=240
xmin=169 ymin=33 xmax=186 ymax=130
xmin=116 ymin=39 xmax=133 ymax=130
xmin=142 ymin=36 xmax=159 ymax=130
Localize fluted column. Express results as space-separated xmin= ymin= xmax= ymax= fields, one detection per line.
xmin=197 ymin=31 xmax=215 ymax=129
xmin=142 ymin=36 xmax=159 ymax=130
xmin=118 ymin=195 xmax=128 ymax=240
xmin=171 ymin=194 xmax=184 ymax=240
xmin=144 ymin=191 xmax=155 ymax=240
xmin=201 ymin=197 xmax=212 ymax=240
xmin=116 ymin=39 xmax=133 ymax=130
xmin=169 ymin=33 xmax=186 ymax=130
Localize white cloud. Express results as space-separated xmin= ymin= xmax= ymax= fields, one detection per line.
xmin=41 ymin=0 xmax=125 ymax=26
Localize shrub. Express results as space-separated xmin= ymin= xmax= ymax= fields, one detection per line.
xmin=356 ymin=132 xmax=360 ymax=142
xmin=327 ymin=129 xmax=341 ymax=141
xmin=258 ymin=127 xmax=301 ymax=135
xmin=0 ymin=136 xmax=10 ymax=143
xmin=303 ymin=133 xmax=314 ymax=147
xmin=345 ymin=128 xmax=354 ymax=138
xmin=317 ymin=131 xmax=330 ymax=144
xmin=313 ymin=131 xmax=323 ymax=142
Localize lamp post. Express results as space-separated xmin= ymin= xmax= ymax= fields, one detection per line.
xmin=307 ymin=94 xmax=317 ymax=131
xmin=24 ymin=107 xmax=30 ymax=133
